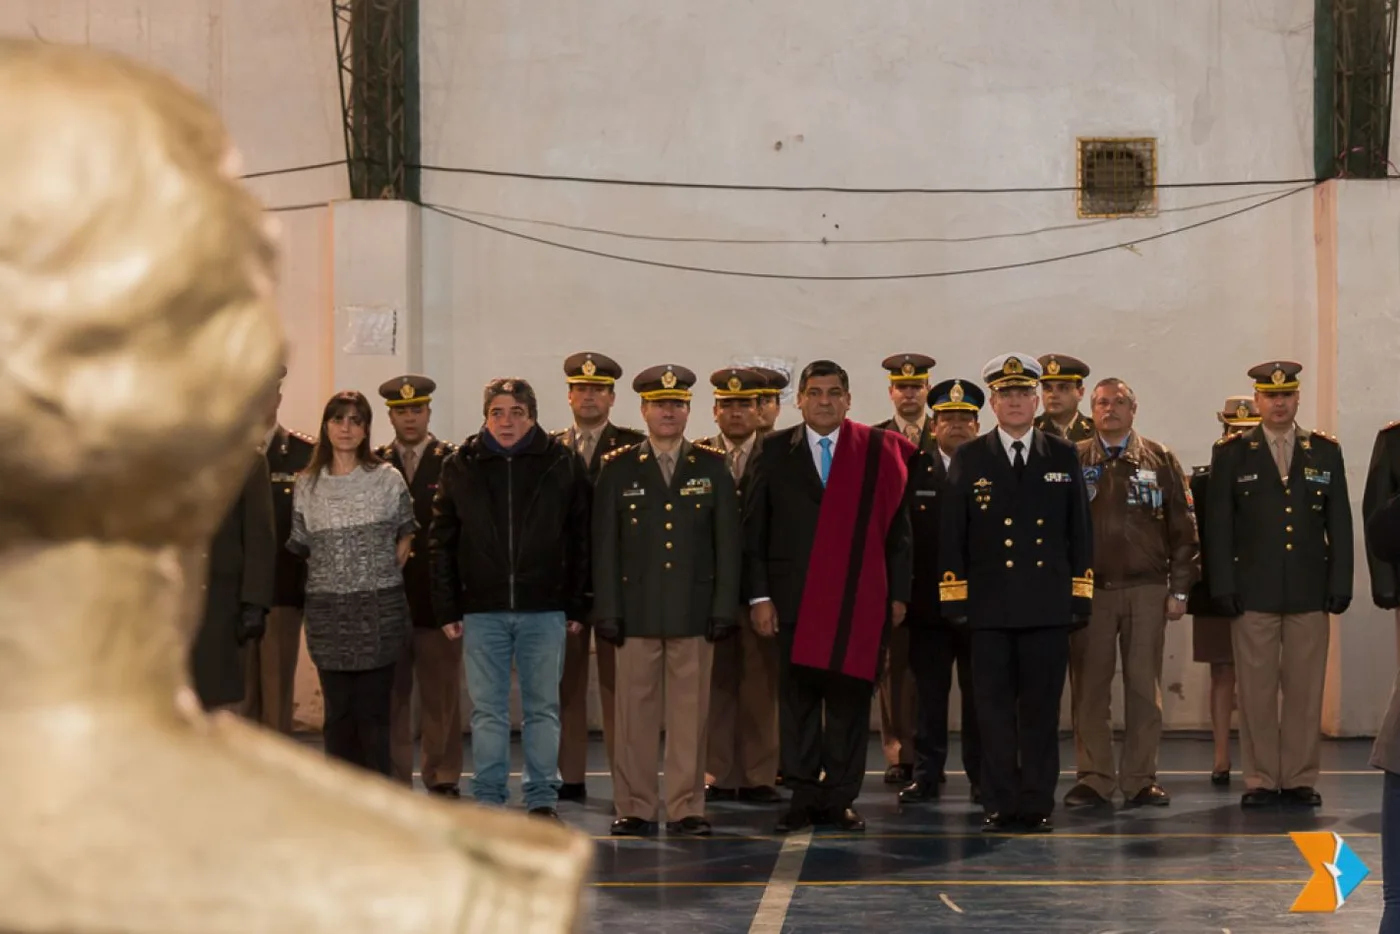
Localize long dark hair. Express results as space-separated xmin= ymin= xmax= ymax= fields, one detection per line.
xmin=303 ymin=390 xmax=381 ymax=483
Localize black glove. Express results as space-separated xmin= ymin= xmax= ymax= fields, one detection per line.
xmin=595 ymin=618 xmax=625 ymax=647
xmin=1212 ymin=594 xmax=1243 ymax=617
xmin=706 ymin=616 xmax=738 ymax=643
xmin=236 ymin=603 xmax=267 ymax=646
xmin=942 ymin=615 xmax=968 ymax=628
xmin=1375 ymin=593 xmax=1398 ymax=610
xmin=1069 ymin=614 xmax=1091 ymax=632
xmin=1326 ymin=596 xmax=1352 ymax=615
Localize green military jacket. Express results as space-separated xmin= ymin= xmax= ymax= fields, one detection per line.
xmin=1203 ymin=424 xmax=1353 ymax=614
xmin=1035 ymin=411 xmax=1095 ymax=443
xmin=592 ymin=438 xmax=742 ymax=639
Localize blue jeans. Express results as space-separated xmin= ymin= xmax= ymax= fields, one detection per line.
xmin=1384 ymin=770 xmax=1400 ymax=932
xmin=463 ymin=611 xmax=567 ymax=809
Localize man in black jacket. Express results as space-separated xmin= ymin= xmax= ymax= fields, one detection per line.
xmin=899 ymin=378 xmax=984 ymax=805
xmin=376 ymin=374 xmax=461 ymax=797
xmin=939 ymin=353 xmax=1094 ymax=833
xmin=429 ymin=377 xmax=591 ymax=820
xmin=1364 ymin=419 xmax=1400 ymax=658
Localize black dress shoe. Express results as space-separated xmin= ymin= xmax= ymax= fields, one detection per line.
xmin=528 ymin=807 xmax=562 ymax=822
xmin=1020 ymin=814 xmax=1054 ymax=833
xmin=1282 ymin=786 xmax=1323 ymax=807
xmin=970 ymin=784 xmax=982 ymax=805
xmin=705 ymin=784 xmax=738 ymax=802
xmin=775 ymin=809 xmax=812 ymax=834
xmin=1063 ymin=782 xmax=1110 ymax=808
xmin=557 ymin=782 xmax=586 ymax=802
xmin=884 ymin=764 xmax=912 ymax=785
xmin=610 ymin=816 xmax=655 ymax=836
xmin=1241 ymin=788 xmax=1282 ymax=808
xmin=833 ymin=807 xmax=865 ymax=832
xmin=982 ymin=812 xmax=1018 ymax=832
xmin=1210 ymin=769 xmax=1231 ymax=787
xmin=737 ymin=785 xmax=783 ymax=804
xmin=898 ymin=780 xmax=938 ymax=803
xmin=428 ymin=783 xmax=461 ymax=798
xmin=666 ymin=816 xmax=713 ymax=836
xmin=1126 ymin=784 xmax=1171 ymax=808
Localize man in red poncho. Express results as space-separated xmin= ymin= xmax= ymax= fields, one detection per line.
xmin=745 ymin=359 xmax=914 ymax=834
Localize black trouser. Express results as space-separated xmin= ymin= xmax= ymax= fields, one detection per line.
xmin=970 ymin=626 xmax=1069 ymax=817
xmin=909 ymin=623 xmax=981 ymax=786
xmin=778 ymin=628 xmax=873 ymax=815
xmin=318 ymin=663 xmax=396 ymax=777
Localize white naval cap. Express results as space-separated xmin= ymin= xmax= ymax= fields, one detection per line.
xmin=981 ymin=352 xmax=1043 ymax=389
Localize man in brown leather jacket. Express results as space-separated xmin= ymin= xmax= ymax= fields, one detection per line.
xmin=1065 ymin=378 xmax=1199 ymax=809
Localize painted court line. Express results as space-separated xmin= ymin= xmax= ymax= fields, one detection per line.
xmin=747 ymin=830 xmax=812 ymax=934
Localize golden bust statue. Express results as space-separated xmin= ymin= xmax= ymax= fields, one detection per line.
xmin=0 ymin=39 xmax=590 ymax=933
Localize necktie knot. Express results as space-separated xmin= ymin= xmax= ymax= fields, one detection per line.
xmin=1108 ymin=445 xmax=1123 ymax=459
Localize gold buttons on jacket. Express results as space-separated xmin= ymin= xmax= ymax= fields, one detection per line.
xmin=1036 ymin=518 xmax=1044 ymax=526
xmin=1036 ymin=538 xmax=1043 ymax=545
xmin=665 ymin=503 xmax=673 ymax=511
xmin=1037 ymin=560 xmax=1044 ymax=567
xmin=1004 ymin=539 xmax=1013 ymax=547
xmin=1286 ymin=506 xmax=1293 ymax=514
xmin=664 ymin=561 xmax=672 ymax=569
xmin=1286 ymin=525 xmax=1293 ymax=533
xmin=665 ymin=522 xmax=673 ymax=530
xmin=630 ymin=503 xmax=637 ymax=511
xmin=1286 ymin=543 xmax=1294 ymax=551
xmin=631 ymin=518 xmax=638 ymax=526
xmin=1006 ymin=560 xmax=1015 ymax=568
xmin=665 ymin=542 xmax=673 ymax=550
xmin=1004 ymin=518 xmax=1013 ymax=527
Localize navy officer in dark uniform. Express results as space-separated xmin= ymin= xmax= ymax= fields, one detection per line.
xmin=939 ymin=353 xmax=1094 ymax=832
xmin=899 ymin=377 xmax=985 ymax=805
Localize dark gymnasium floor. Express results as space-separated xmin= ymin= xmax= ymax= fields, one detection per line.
xmin=362 ymin=734 xmax=1386 ymax=933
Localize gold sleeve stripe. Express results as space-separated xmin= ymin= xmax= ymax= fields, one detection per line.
xmin=939 ymin=571 xmax=968 ymax=602
xmin=1071 ymin=573 xmax=1094 ymax=599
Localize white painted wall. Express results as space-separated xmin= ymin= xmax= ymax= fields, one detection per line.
xmin=418 ymin=0 xmax=1331 ymax=730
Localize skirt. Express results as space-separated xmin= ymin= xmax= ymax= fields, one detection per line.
xmin=1191 ymin=615 xmax=1234 ymax=665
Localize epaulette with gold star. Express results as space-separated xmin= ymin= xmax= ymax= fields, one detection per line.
xmin=691 ymin=442 xmax=725 ymax=459
xmin=432 ymin=440 xmax=457 ymax=457
xmin=550 ymin=427 xmax=570 ymax=438
xmin=1383 ymin=420 xmax=1400 ymax=434
xmin=374 ymin=443 xmax=393 ymax=458
xmin=1309 ymin=429 xmax=1340 ymax=445
xmin=602 ymin=443 xmax=638 ymax=463
xmin=1215 ymin=433 xmax=1244 ymax=446
xmin=288 ymin=429 xmax=316 ymax=447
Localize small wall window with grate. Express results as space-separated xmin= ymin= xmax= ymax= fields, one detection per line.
xmin=1076 ymin=137 xmax=1158 ymax=219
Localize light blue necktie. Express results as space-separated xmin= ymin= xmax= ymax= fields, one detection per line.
xmin=818 ymin=437 xmax=833 ymax=486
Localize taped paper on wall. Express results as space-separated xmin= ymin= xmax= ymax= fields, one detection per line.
xmin=341 ymin=305 xmax=398 ymax=356
xmin=731 ymin=355 xmax=797 ymax=402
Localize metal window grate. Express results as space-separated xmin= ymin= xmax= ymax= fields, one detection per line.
xmin=1076 ymin=138 xmax=1158 ymax=218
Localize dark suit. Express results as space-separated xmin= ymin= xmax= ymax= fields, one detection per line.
xmin=939 ymin=429 xmax=1093 ymax=819
xmin=745 ymin=424 xmax=914 ymax=815
xmin=248 ymin=426 xmax=315 ymax=733
xmin=193 ymin=455 xmax=277 ymax=709
xmin=1363 ymin=423 xmax=1400 ymax=608
xmin=553 ymin=421 xmax=647 ymax=786
xmin=872 ymin=418 xmax=932 ymax=773
xmin=904 ymin=444 xmax=981 ymax=789
xmin=378 ymin=436 xmax=464 ymax=790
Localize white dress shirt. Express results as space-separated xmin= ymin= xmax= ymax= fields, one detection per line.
xmin=806 ymin=424 xmax=840 ymax=478
xmin=940 ymin=448 xmax=953 ymax=471
xmin=997 ymin=426 xmax=1035 ymax=464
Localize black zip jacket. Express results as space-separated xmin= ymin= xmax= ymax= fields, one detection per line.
xmin=429 ymin=427 xmax=592 ymax=623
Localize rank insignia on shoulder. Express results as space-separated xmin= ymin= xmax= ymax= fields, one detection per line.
xmin=1215 ymin=434 xmax=1242 ymax=446
xmin=692 ymin=442 xmax=725 ymax=457
xmin=602 ymin=444 xmax=634 ymax=463
xmin=1309 ymin=429 xmax=1338 ymax=444
xmin=1384 ymin=420 xmax=1400 ymax=433
xmin=291 ymin=430 xmax=316 ymax=444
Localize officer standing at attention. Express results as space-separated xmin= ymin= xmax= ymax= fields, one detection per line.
xmin=1204 ymin=361 xmax=1352 ymax=808
xmin=752 ymin=366 xmax=789 ymax=432
xmin=1034 ymin=354 xmax=1095 ymax=442
xmin=1363 ymin=415 xmax=1400 ymax=659
xmin=899 ymin=378 xmax=985 ymax=805
xmin=872 ymin=353 xmax=936 ymax=786
xmin=1189 ymin=396 xmax=1259 ymax=786
xmin=554 ymin=351 xmax=646 ymax=801
xmin=251 ymin=365 xmax=316 ymax=734
xmin=593 ymin=365 xmax=741 ymax=836
xmin=698 ymin=367 xmax=781 ymax=804
xmin=376 ymin=375 xmax=462 ymax=797
xmin=939 ymin=353 xmax=1094 ymax=833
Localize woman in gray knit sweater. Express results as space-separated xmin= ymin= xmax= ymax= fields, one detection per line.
xmin=288 ymin=390 xmax=415 ymax=776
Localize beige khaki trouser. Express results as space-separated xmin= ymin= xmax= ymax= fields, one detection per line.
xmin=1069 ymin=584 xmax=1168 ymax=798
xmin=243 ymin=605 xmax=302 ymax=734
xmin=706 ymin=611 xmax=779 ymax=789
xmin=613 ymin=636 xmax=714 ymax=822
xmin=878 ymin=624 xmax=919 ymax=768
xmin=559 ymin=629 xmax=617 ymax=784
xmin=1231 ymin=610 xmax=1329 ymax=790
xmin=389 ymin=627 xmax=464 ymax=789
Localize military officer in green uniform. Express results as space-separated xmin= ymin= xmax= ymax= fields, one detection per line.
xmin=1034 ymin=354 xmax=1095 ymax=442
xmin=593 ymin=364 xmax=742 ymax=837
xmin=1203 ymin=361 xmax=1352 ymax=808
xmin=872 ymin=352 xmax=937 ymax=785
xmin=752 ymin=366 xmax=790 ymax=432
xmin=553 ymin=351 xmax=646 ymax=801
xmin=251 ymin=365 xmax=316 ymax=734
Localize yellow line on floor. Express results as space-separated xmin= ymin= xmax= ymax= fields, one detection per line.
xmin=593 ymin=879 xmax=1384 ymax=889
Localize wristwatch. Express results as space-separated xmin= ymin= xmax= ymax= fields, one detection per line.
xmin=1170 ymin=592 xmax=1188 ymax=603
